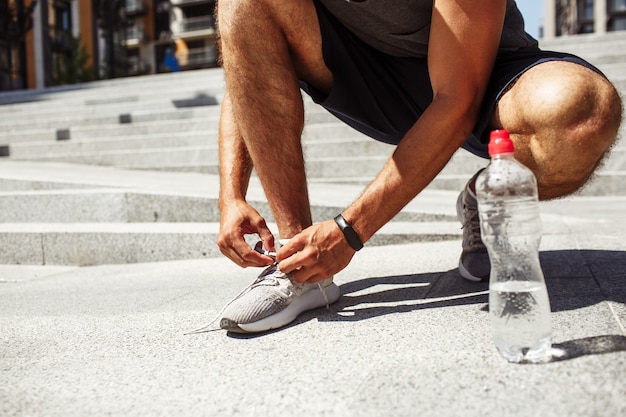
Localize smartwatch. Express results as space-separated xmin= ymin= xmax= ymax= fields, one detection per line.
xmin=334 ymin=214 xmax=364 ymax=251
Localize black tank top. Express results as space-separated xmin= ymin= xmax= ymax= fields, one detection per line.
xmin=319 ymin=0 xmax=538 ymax=57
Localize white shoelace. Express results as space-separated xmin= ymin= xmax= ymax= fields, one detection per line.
xmin=255 ymin=242 xmax=330 ymax=309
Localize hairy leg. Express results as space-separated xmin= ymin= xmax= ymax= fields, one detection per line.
xmin=217 ymin=0 xmax=332 ymax=238
xmin=491 ymin=61 xmax=622 ymax=200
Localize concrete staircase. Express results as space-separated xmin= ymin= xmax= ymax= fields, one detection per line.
xmin=1 ymin=32 xmax=625 ymax=192
xmin=0 ymin=32 xmax=624 ymax=266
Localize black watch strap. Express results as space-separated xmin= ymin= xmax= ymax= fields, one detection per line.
xmin=334 ymin=214 xmax=364 ymax=251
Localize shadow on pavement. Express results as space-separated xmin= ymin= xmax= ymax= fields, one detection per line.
xmin=228 ymin=249 xmax=625 ymax=339
xmin=550 ymin=334 xmax=626 ymax=362
xmin=329 ymin=249 xmax=626 ymax=322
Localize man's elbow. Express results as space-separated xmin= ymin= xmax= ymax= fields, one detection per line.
xmin=432 ymin=88 xmax=484 ymax=136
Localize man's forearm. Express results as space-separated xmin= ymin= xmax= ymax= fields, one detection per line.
xmin=342 ymin=95 xmax=478 ymax=244
xmin=218 ymin=90 xmax=253 ymax=207
xmin=341 ymin=0 xmax=503 ymax=246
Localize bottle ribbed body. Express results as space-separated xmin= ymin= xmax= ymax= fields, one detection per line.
xmin=476 ymin=144 xmax=553 ymax=363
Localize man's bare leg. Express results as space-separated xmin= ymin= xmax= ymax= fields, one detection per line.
xmin=459 ymin=61 xmax=621 ymax=282
xmin=217 ymin=0 xmax=332 ymax=240
xmin=492 ymin=61 xmax=622 ymax=199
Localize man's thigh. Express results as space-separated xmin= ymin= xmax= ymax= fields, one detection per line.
xmin=300 ymin=0 xmax=608 ymax=159
xmin=474 ymin=49 xmax=606 ymax=157
xmin=299 ymin=0 xmax=433 ymax=146
xmin=218 ymin=0 xmax=331 ymax=93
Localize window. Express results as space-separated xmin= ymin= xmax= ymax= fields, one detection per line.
xmin=608 ymin=0 xmax=626 ymax=31
xmin=610 ymin=0 xmax=626 ymax=12
xmin=580 ymin=0 xmax=594 ymax=19
xmin=53 ymin=0 xmax=72 ymax=32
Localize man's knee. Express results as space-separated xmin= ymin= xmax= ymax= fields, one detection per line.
xmin=551 ymin=66 xmax=621 ymax=192
xmin=217 ymin=0 xmax=311 ymax=37
xmin=499 ymin=62 xmax=623 ymax=198
xmin=217 ymin=0 xmax=263 ymax=40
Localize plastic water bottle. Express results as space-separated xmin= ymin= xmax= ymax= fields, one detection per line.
xmin=476 ymin=129 xmax=552 ymax=363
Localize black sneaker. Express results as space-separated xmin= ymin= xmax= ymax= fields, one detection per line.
xmin=456 ymin=176 xmax=490 ymax=281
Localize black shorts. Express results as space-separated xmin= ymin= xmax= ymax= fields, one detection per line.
xmin=300 ymin=0 xmax=606 ymax=159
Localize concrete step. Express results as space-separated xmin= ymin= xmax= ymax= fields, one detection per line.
xmin=0 ymin=97 xmax=334 ymax=132
xmin=4 ymin=123 xmax=377 ymax=159
xmin=0 ymin=100 xmax=333 ymax=141
xmin=0 ymin=68 xmax=227 ymax=105
xmin=7 ymin=146 xmax=220 ymax=168
xmin=5 ymin=143 xmax=378 ymax=167
xmin=0 ymin=160 xmax=464 ymax=265
xmin=539 ymin=32 xmax=626 ymax=65
xmin=0 ymin=87 xmax=222 ymax=113
xmin=26 ymin=146 xmax=472 ymax=176
xmin=18 ymin=146 xmax=620 ymax=197
xmin=7 ymin=133 xmax=215 ymax=157
xmin=0 ymin=36 xmax=623 ymax=202
xmin=0 ymin=95 xmax=222 ymax=131
xmin=0 ymin=119 xmax=217 ymax=144
xmin=0 ymin=171 xmax=462 ymax=266
xmin=594 ymin=62 xmax=626 ymax=81
xmin=0 ymin=220 xmax=461 ymax=266
xmin=5 ymin=132 xmax=625 ymax=196
xmin=425 ymin=169 xmax=626 ymax=197
xmin=0 ymin=190 xmax=221 ymax=223
xmin=0 ymin=188 xmax=456 ymax=223
xmin=0 ymin=222 xmax=223 ymax=265
xmin=0 ymin=185 xmax=456 ymax=224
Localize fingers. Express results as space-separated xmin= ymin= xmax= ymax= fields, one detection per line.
xmin=279 ymin=252 xmax=334 ymax=284
xmin=220 ymin=216 xmax=355 ymax=281
xmin=257 ymin=227 xmax=276 ymax=253
xmin=277 ymin=228 xmax=350 ymax=283
xmin=217 ymin=226 xmax=275 ymax=268
xmin=275 ymin=237 xmax=303 ymax=264
xmin=275 ymin=236 xmax=309 ymax=273
xmin=217 ymin=201 xmax=277 ymax=268
xmin=218 ymin=232 xmax=274 ymax=268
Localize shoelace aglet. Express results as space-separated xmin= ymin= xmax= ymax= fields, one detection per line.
xmin=254 ymin=241 xmax=277 ymax=259
xmin=184 ymin=323 xmax=221 ymax=335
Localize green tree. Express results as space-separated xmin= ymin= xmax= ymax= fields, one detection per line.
xmin=52 ymin=34 xmax=96 ymax=85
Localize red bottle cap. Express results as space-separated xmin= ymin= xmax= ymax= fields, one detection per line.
xmin=488 ymin=129 xmax=515 ymax=156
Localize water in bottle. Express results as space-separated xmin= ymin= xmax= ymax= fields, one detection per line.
xmin=476 ymin=129 xmax=553 ymax=363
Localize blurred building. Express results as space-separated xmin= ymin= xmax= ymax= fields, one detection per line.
xmin=1 ymin=0 xmax=39 ymax=90
xmin=1 ymin=0 xmax=218 ymax=91
xmin=543 ymin=0 xmax=626 ymax=38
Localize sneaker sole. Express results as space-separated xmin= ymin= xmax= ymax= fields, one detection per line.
xmin=223 ymin=282 xmax=341 ymax=333
xmin=458 ymin=260 xmax=488 ymax=282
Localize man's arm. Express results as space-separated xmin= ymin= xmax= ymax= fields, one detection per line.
xmin=343 ymin=0 xmax=507 ymax=240
xmin=277 ymin=0 xmax=507 ymax=282
xmin=216 ymin=90 xmax=275 ymax=267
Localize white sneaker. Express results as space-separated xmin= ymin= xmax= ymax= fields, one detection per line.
xmin=219 ymin=264 xmax=340 ymax=333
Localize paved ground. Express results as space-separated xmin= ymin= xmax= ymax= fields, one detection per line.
xmin=1 ymin=162 xmax=625 ymax=416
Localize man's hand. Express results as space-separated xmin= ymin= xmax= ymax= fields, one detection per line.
xmin=276 ymin=219 xmax=355 ymax=283
xmin=217 ymin=200 xmax=275 ymax=268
